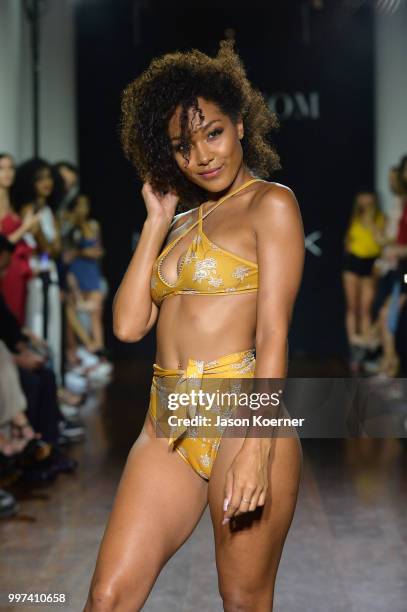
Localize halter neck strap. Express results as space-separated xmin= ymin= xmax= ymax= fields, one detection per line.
xmin=199 ymin=177 xmax=263 ymax=228
xmin=160 ymin=177 xmax=264 ymax=257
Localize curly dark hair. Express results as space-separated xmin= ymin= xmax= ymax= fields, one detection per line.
xmin=121 ymin=40 xmax=280 ymax=208
xmin=12 ymin=158 xmax=56 ymax=211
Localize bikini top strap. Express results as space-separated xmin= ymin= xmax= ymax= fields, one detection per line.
xmin=198 ymin=201 xmax=203 ymax=231
xmin=200 ymin=177 xmax=264 ymax=225
xmin=159 ymin=178 xmax=263 ymax=257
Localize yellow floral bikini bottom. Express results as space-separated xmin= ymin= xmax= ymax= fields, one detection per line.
xmin=148 ymin=349 xmax=256 ymax=480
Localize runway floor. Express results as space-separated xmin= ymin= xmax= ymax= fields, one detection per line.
xmin=1 ymin=359 xmax=407 ymax=612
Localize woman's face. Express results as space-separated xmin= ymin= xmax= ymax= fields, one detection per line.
xmin=73 ymin=195 xmax=90 ymax=219
xmin=168 ymin=97 xmax=244 ymax=193
xmin=356 ymin=193 xmax=376 ymax=213
xmin=34 ymin=167 xmax=54 ymax=199
xmin=59 ymin=165 xmax=77 ymax=191
xmin=0 ymin=155 xmax=15 ymax=190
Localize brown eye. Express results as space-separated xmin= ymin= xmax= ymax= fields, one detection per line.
xmin=208 ymin=128 xmax=223 ymax=139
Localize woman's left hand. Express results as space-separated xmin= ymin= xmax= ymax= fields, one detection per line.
xmin=21 ymin=327 xmax=48 ymax=351
xmin=222 ymin=440 xmax=271 ymax=524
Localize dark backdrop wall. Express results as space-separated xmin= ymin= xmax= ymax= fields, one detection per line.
xmin=75 ymin=0 xmax=374 ymax=361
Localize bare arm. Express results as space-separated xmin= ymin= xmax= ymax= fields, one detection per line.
xmin=369 ymin=216 xmax=386 ymax=247
xmin=80 ymin=221 xmax=104 ymax=259
xmin=252 ymin=184 xmax=304 ymax=377
xmin=223 ymin=184 xmax=304 ymax=522
xmin=344 ymin=227 xmax=351 ymax=252
xmin=13 ymin=207 xmax=42 ymax=243
xmin=20 ymin=205 xmax=61 ymax=257
xmin=7 ymin=213 xmax=39 ymax=243
xmin=113 ymin=183 xmax=179 ymax=342
xmin=8 ymin=226 xmax=27 ymax=243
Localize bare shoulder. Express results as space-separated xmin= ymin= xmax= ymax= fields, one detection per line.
xmin=250 ymin=182 xmax=300 ymax=219
xmin=248 ymin=182 xmax=303 ymax=239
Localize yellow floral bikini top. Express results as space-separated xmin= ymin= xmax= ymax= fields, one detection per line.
xmin=150 ymin=178 xmax=262 ymax=306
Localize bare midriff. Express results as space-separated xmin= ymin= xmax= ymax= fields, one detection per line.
xmin=154 ymin=291 xmax=257 ymax=369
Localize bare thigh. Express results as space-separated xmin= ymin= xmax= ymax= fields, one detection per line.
xmin=208 ymin=434 xmax=302 ymax=610
xmin=84 ymin=415 xmax=208 ymax=611
xmin=342 ymin=271 xmax=361 ymax=313
xmin=360 ymin=276 xmax=375 ymax=314
xmin=83 ymin=290 xmax=104 ymax=305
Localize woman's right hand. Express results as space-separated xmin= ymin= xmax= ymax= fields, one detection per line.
xmin=141 ymin=182 xmax=179 ymax=227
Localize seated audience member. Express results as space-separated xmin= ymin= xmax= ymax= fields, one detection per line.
xmin=0 ymin=235 xmax=83 ymax=459
xmin=0 ymin=339 xmax=40 ymax=454
xmin=0 ymin=153 xmax=38 ymax=324
xmin=67 ymin=194 xmax=106 ymax=353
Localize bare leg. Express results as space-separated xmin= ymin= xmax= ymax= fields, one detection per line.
xmin=83 ymin=415 xmax=208 ymax=612
xmin=342 ymin=271 xmax=361 ymax=343
xmin=359 ymin=276 xmax=376 ymax=342
xmin=65 ymin=302 xmax=80 ymax=366
xmin=83 ymin=291 xmax=105 ymax=350
xmin=378 ymin=299 xmax=395 ymax=373
xmin=380 ymin=293 xmax=407 ymax=375
xmin=365 ymin=318 xmax=381 ymax=350
xmin=209 ymin=434 xmax=302 ymax=611
xmin=66 ymin=303 xmax=96 ymax=352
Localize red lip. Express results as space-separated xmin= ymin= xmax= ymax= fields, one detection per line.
xmin=198 ymin=165 xmax=223 ymax=179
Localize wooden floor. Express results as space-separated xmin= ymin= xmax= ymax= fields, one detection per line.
xmin=1 ymin=359 xmax=407 ymax=612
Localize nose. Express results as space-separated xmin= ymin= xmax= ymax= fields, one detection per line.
xmin=195 ymin=142 xmax=214 ymax=166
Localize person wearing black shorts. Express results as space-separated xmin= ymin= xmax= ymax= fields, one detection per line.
xmin=342 ymin=191 xmax=385 ymax=372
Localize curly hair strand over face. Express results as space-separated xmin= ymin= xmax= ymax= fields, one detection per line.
xmin=121 ymin=40 xmax=280 ymax=208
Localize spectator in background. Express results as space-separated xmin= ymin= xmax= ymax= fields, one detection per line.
xmin=395 ymin=155 xmax=407 ymax=283
xmin=13 ymin=158 xmax=61 ymax=259
xmin=385 ymin=166 xmax=403 ymax=241
xmin=369 ymin=156 xmax=407 ymax=377
xmin=12 ymin=158 xmax=62 ymax=379
xmin=0 ymin=153 xmax=39 ymax=324
xmin=367 ymin=162 xmax=405 ymax=376
xmin=342 ymin=190 xmax=385 ymax=373
xmin=52 ymin=160 xmax=79 ymax=246
xmin=0 ymin=236 xmax=37 ymax=454
xmin=0 ymin=235 xmax=82 ymax=461
xmin=392 ymin=155 xmax=407 ymax=319
xmin=53 ymin=161 xmax=79 ymax=213
xmin=67 ymin=194 xmax=106 ymax=354
xmin=0 ymin=235 xmax=45 ymax=446
xmin=0 ymin=339 xmax=41 ymax=454
xmin=51 ymin=162 xmax=81 ymax=374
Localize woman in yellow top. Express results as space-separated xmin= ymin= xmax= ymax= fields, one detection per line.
xmin=343 ymin=191 xmax=385 ymax=370
xmin=84 ymin=41 xmax=304 ymax=611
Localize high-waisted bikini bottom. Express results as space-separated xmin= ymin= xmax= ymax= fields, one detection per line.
xmin=148 ymin=348 xmax=256 ymax=480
